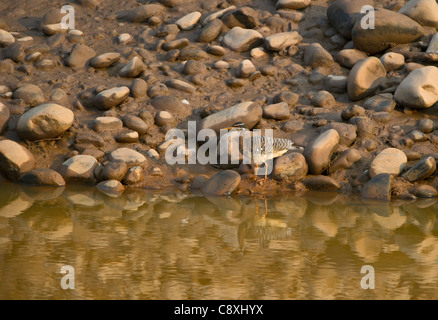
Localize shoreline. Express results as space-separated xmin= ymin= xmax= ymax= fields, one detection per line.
xmin=0 ymin=0 xmax=437 ymax=201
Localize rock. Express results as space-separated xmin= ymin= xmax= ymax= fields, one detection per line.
xmin=394 ymin=66 xmax=438 ymax=109
xmin=363 ymin=93 xmax=396 ymax=112
xmin=100 ymin=160 xmax=128 ymax=181
xmin=311 ymin=91 xmax=335 ymax=108
xmin=151 ymin=95 xmax=189 ymax=117
xmin=201 ymin=170 xmax=241 ymax=196
xmin=93 ymin=116 xmax=123 ymax=132
xmin=264 ymin=31 xmax=302 ymax=52
xmin=118 ymin=33 xmax=133 ymax=45
xmin=399 ymin=0 xmax=438 ymax=29
xmin=119 ymin=57 xmax=146 ymax=78
xmin=335 ymin=49 xmax=368 ymax=69
xmin=162 ymin=38 xmax=189 ymax=51
xmin=130 ymin=78 xmax=147 ymax=98
xmin=184 ymin=60 xmax=206 ymax=75
xmin=199 ymin=101 xmax=262 ymax=133
xmin=426 ymin=33 xmax=438 ymax=54
xmin=202 ymin=5 xmax=236 ymax=26
xmin=58 ymin=155 xmax=98 ymax=183
xmin=0 ymin=29 xmax=15 ymax=47
xmin=351 ymin=8 xmax=424 ymax=54
xmin=303 ymin=129 xmax=340 ymax=175
xmin=372 ymin=112 xmax=391 ymax=124
xmin=0 ymin=102 xmax=10 ymax=133
xmin=0 ymin=140 xmax=35 ymax=180
xmin=303 ymin=176 xmax=341 ymax=191
xmin=18 ymin=168 xmax=65 ymax=187
xmin=324 ymin=75 xmax=348 ymax=94
xmin=96 ymin=180 xmax=125 ymax=197
xmin=282 ymin=120 xmax=304 ymax=133
xmin=349 ymin=116 xmax=374 ymax=138
xmin=178 ymin=48 xmax=208 ymax=61
xmin=115 ymin=131 xmax=139 ymax=143
xmin=402 ymin=156 xmax=436 ymax=182
xmin=323 ymin=122 xmax=357 ymax=146
xmin=122 ymin=166 xmax=144 ymax=185
xmin=412 ymin=185 xmax=437 ymax=198
xmin=17 ymin=103 xmax=74 ymax=141
xmin=90 ymin=52 xmax=121 ymax=68
xmin=262 ymin=102 xmax=290 ymax=120
xmin=222 ymin=27 xmax=263 ymax=52
xmin=197 ymin=19 xmax=223 ymax=43
xmin=123 ymin=115 xmax=148 ymax=135
xmin=361 ymin=173 xmax=393 ymax=201
xmin=50 ymin=88 xmax=68 ymax=105
xmin=272 ymin=152 xmax=308 ymax=181
xmin=330 ymin=149 xmax=361 ymax=172
xmin=222 ymin=7 xmax=259 ymax=29
xmin=369 ymin=148 xmax=407 ymax=178
xmin=238 ymin=59 xmax=256 ymax=78
xmin=119 ymin=4 xmax=164 ymax=23
xmin=65 ymin=43 xmax=96 ymax=68
xmin=273 ymin=92 xmax=299 ymax=107
xmin=175 ymin=11 xmax=201 ymax=30
xmin=303 ymin=43 xmax=334 ymax=67
xmin=109 ymin=148 xmax=147 ymax=167
xmin=347 ymin=57 xmax=387 ymax=101
xmin=165 ymin=79 xmax=196 ymax=93
xmin=94 ymin=86 xmax=130 ymax=110
xmin=76 ymin=132 xmax=104 ymax=148
xmin=277 ymin=0 xmax=311 ymax=10
xmin=327 ymin=0 xmax=374 ymax=39
xmin=13 ymin=84 xmax=45 ymax=106
xmin=418 ymin=118 xmax=434 ymax=134
xmin=380 ymin=52 xmax=405 ymax=71
xmin=147 ymin=83 xmax=170 ymax=98
xmin=3 ymin=43 xmax=25 ymax=62
xmin=155 ymin=110 xmax=174 ymax=126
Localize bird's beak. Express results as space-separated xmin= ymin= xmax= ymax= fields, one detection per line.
xmin=222 ymin=127 xmax=234 ymax=130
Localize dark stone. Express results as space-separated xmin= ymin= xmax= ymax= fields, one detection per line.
xmin=201 ymin=170 xmax=241 ymax=196
xmin=18 ymin=168 xmax=66 ymax=187
xmin=361 ymin=173 xmax=393 ymax=201
xmin=402 ymin=156 xmax=436 ymax=182
xmin=303 ymin=176 xmax=341 ymax=191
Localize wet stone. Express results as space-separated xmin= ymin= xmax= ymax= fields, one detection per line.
xmin=402 ymin=156 xmax=437 ymax=182
xmin=361 ymin=173 xmax=393 ymax=201
xmin=303 ymin=176 xmax=341 ymax=192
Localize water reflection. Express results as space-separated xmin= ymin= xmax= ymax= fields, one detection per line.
xmin=0 ymin=183 xmax=437 ymax=299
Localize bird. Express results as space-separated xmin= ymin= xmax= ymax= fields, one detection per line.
xmin=221 ymin=122 xmax=298 ymax=182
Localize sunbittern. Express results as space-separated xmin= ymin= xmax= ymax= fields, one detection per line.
xmin=222 ymin=122 xmax=297 ymax=182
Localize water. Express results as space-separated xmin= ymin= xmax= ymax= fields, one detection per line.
xmin=0 ymin=183 xmax=437 ymax=300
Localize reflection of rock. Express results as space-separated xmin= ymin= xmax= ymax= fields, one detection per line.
xmin=0 ymin=192 xmax=33 ymax=218
xmin=19 ymin=185 xmax=65 ymax=201
xmin=63 ymin=186 xmax=103 ymax=207
xmin=371 ymin=207 xmax=406 ymax=230
xmin=349 ymin=231 xmax=383 ymax=263
xmin=309 ymin=206 xmax=338 ymax=237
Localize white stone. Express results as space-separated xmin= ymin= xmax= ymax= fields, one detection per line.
xmin=369 ymin=148 xmax=407 ymax=178
xmin=176 ymin=11 xmax=202 ymax=30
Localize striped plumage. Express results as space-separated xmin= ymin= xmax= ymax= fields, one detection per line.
xmin=224 ymin=122 xmax=297 ymax=180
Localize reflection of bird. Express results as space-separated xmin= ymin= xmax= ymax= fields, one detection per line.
xmin=222 ymin=122 xmax=297 ymax=181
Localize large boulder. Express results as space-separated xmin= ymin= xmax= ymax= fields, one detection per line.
xmin=399 ymin=0 xmax=438 ymax=29
xmin=327 ymin=0 xmax=374 ymax=39
xmin=351 ymin=8 xmax=424 ymax=54
xmin=394 ymin=66 xmax=438 ymax=109
xmin=17 ymin=103 xmax=74 ymax=141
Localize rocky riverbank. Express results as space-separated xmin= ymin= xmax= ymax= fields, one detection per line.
xmin=0 ymin=0 xmax=438 ymax=201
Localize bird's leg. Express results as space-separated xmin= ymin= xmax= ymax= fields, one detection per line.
xmin=253 ymin=163 xmax=258 ymax=181
xmin=263 ymin=161 xmax=268 ymax=183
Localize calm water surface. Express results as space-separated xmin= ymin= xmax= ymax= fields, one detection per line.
xmin=0 ymin=183 xmax=437 ymax=300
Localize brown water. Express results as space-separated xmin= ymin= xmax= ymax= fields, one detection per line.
xmin=0 ymin=183 xmax=437 ymax=300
